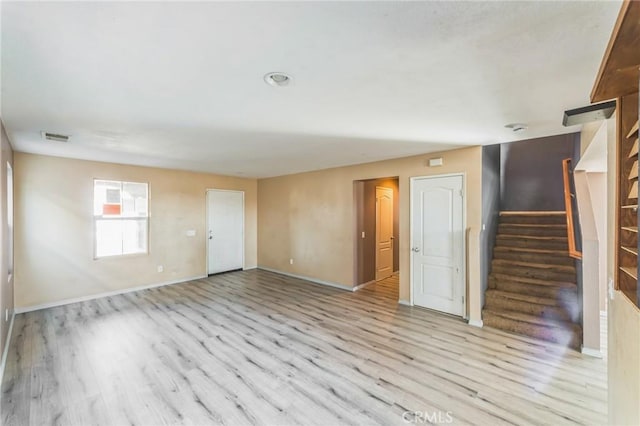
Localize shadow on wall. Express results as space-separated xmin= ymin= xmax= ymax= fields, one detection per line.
xmin=501 ymin=133 xmax=580 ymax=212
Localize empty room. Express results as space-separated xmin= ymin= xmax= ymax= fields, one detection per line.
xmin=1 ymin=1 xmax=639 ymax=425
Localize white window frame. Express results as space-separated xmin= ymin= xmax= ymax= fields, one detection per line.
xmin=93 ymin=179 xmax=149 ymax=259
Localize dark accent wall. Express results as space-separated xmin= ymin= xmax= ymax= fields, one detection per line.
xmin=500 ymin=133 xmax=579 ymax=211
xmin=481 ymin=145 xmax=501 ymax=308
xmin=355 ymin=177 xmax=399 ymax=285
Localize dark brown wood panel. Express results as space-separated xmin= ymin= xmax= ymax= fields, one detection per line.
xmin=591 ymin=1 xmax=640 ymax=102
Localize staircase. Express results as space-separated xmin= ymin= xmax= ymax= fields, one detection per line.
xmin=483 ymin=212 xmax=582 ymax=349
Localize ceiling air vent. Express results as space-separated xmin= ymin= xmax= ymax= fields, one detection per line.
xmin=41 ymin=132 xmax=70 ymax=143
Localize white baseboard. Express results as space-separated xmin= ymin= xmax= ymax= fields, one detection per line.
xmin=15 ymin=275 xmax=207 ymax=314
xmin=468 ymin=319 xmax=483 ymax=328
xmin=398 ymin=299 xmax=413 ymax=306
xmin=0 ymin=311 xmax=16 ymax=387
xmin=581 ymin=346 xmax=603 ymax=358
xmin=353 ymin=280 xmax=376 ymax=292
xmin=258 ymin=267 xmax=354 ymax=292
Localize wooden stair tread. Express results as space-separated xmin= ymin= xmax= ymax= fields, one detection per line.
xmin=620 ymin=266 xmax=638 ymax=280
xmin=629 ymin=181 xmax=638 ymax=199
xmin=492 ymin=259 xmax=575 ymax=272
xmin=621 ymin=226 xmax=638 ymax=233
xmin=627 ymin=120 xmax=639 ymax=139
xmin=493 ymin=246 xmax=570 ymax=255
xmin=630 ymin=161 xmax=639 ymax=180
xmin=499 ymin=211 xmax=565 ymax=216
xmin=482 ymin=309 xmax=580 ymax=331
xmin=499 ymin=223 xmax=567 ymax=228
xmin=485 ymin=290 xmax=559 ymax=307
xmin=497 ymin=234 xmax=567 ymax=241
xmin=629 ymin=139 xmax=639 ymax=158
xmin=622 ymin=246 xmax=638 ymax=255
xmin=491 ymin=273 xmax=577 ymax=288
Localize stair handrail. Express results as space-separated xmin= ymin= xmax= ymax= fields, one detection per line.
xmin=562 ymin=158 xmax=582 ymax=259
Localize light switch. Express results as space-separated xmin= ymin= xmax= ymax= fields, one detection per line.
xmin=186 ymin=230 xmax=196 ymax=237
xmin=361 ymin=231 xmax=365 ymax=239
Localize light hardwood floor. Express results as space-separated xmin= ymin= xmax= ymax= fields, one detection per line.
xmin=2 ymin=270 xmax=606 ymax=425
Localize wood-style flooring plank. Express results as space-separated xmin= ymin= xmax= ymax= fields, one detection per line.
xmin=1 ymin=270 xmax=606 ymax=425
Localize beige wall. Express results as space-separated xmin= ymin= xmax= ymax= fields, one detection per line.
xmin=14 ymin=153 xmax=257 ymax=309
xmin=587 ymin=172 xmax=607 ymax=312
xmin=258 ymin=146 xmax=483 ymax=323
xmin=0 ymin=123 xmax=14 ymax=359
xmin=606 ymin=115 xmax=640 ymax=425
xmin=574 ymin=169 xmax=600 ymax=352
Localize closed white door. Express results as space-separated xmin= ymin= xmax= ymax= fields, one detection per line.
xmin=376 ymin=186 xmax=394 ymax=281
xmin=207 ymin=190 xmax=244 ymax=275
xmin=411 ymin=175 xmax=464 ymax=316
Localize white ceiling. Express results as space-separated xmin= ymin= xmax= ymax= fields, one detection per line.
xmin=1 ymin=1 xmax=621 ymax=178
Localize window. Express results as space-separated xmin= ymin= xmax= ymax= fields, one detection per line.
xmin=93 ymin=180 xmax=148 ymax=258
xmin=7 ymin=162 xmax=13 ymax=280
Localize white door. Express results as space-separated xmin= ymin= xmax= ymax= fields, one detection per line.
xmin=376 ymin=186 xmax=394 ymax=280
xmin=411 ymin=175 xmax=464 ymax=316
xmin=207 ymin=190 xmax=244 ymax=275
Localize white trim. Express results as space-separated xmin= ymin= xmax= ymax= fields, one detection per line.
xmin=398 ymin=299 xmax=413 ymax=306
xmin=581 ymin=346 xmax=603 ymax=358
xmin=353 ymin=280 xmax=376 ymax=292
xmin=15 ymin=275 xmax=207 ymax=314
xmin=468 ymin=319 xmax=483 ymax=328
xmin=258 ymin=267 xmax=354 ymax=291
xmin=0 ymin=311 xmax=16 ymax=387
xmin=205 ymin=189 xmax=245 ymax=276
xmin=409 ymin=173 xmax=467 ymax=316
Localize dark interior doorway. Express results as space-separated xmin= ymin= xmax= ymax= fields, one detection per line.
xmin=354 ymin=176 xmax=399 ymax=286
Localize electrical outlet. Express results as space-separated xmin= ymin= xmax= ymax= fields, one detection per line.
xmin=157 ymin=265 xmax=164 ymax=273
xmin=289 ymin=258 xmax=294 ymax=265
xmin=361 ymin=231 xmax=365 ymax=238
xmin=5 ymin=309 xmax=8 ymax=322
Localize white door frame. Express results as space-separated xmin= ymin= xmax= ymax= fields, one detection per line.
xmin=205 ymin=189 xmax=245 ymax=275
xmin=409 ymin=173 xmax=467 ymax=318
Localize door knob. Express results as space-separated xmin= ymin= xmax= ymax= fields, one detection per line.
xmin=411 ymin=247 xmax=420 ymax=252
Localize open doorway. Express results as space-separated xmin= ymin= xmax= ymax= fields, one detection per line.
xmin=354 ymin=177 xmax=399 ymax=294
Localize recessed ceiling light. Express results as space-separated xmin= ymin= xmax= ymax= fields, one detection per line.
xmin=504 ymin=123 xmax=528 ymax=132
xmin=264 ymin=72 xmax=292 ymax=87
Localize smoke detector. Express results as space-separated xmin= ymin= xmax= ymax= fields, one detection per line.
xmin=41 ymin=132 xmax=70 ymax=142
xmin=264 ymin=72 xmax=292 ymax=87
xmin=504 ymin=123 xmax=528 ymax=132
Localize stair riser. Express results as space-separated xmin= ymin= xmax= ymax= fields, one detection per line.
xmin=492 ymin=251 xmax=575 ymax=266
xmin=495 ymin=237 xmax=568 ymax=251
xmin=490 ymin=279 xmax=578 ymax=300
xmin=483 ymin=313 xmax=581 ymax=349
xmin=498 ymin=226 xmax=568 ymax=237
xmin=491 ymin=265 xmax=576 ymax=283
xmin=499 ymin=215 xmax=567 ymax=225
xmin=484 ymin=296 xmax=576 ymax=322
